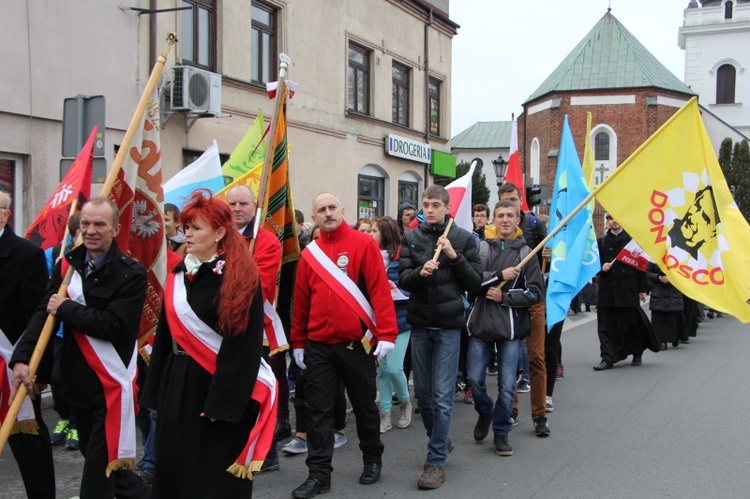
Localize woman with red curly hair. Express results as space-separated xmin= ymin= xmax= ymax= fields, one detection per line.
xmin=142 ymin=190 xmax=267 ymax=498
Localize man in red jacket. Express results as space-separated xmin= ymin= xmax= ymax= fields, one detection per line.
xmin=290 ymin=193 xmax=397 ymax=499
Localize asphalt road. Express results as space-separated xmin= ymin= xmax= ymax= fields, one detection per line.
xmin=1 ymin=309 xmax=747 ymax=498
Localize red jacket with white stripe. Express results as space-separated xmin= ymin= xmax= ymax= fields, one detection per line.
xmin=241 ymin=224 xmax=282 ymax=334
xmin=291 ymin=222 xmax=397 ymax=348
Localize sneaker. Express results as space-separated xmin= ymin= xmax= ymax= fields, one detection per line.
xmin=545 ymin=396 xmax=554 ymax=413
xmin=291 ymin=477 xmax=331 ymax=499
xmin=417 ymin=463 xmax=445 ymax=489
xmin=556 ymin=364 xmax=564 ymax=380
xmin=534 ymin=415 xmax=551 ymax=437
xmin=493 ymin=434 xmax=513 ymax=456
xmin=334 ymin=431 xmax=347 ymax=449
xmin=447 ymin=438 xmax=455 ymax=454
xmin=463 ymin=389 xmax=474 ymax=404
xmin=65 ymin=428 xmax=79 ymax=450
xmin=397 ymin=400 xmax=412 ymax=429
xmin=455 ymin=381 xmax=466 ymax=398
xmin=380 ymin=412 xmax=392 ymax=433
xmin=487 ymin=364 xmax=498 ymax=376
xmin=282 ymin=436 xmax=308 ymax=454
xmin=510 ymin=412 xmax=519 ymax=426
xmin=50 ymin=419 xmax=69 ymax=446
xmin=517 ymin=379 xmax=531 ymax=393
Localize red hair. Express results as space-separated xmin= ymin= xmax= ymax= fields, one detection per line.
xmin=180 ymin=189 xmax=259 ymax=338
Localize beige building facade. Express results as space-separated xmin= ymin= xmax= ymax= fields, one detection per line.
xmin=2 ymin=0 xmax=457 ymax=230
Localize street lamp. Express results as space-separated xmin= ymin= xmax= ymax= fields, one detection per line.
xmin=492 ymin=155 xmax=508 ymax=185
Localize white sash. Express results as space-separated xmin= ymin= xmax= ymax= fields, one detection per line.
xmin=0 ymin=329 xmax=35 ymax=426
xmin=68 ymin=270 xmax=138 ymax=470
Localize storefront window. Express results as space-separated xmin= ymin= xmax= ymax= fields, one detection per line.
xmin=398 ymin=180 xmax=418 ymax=207
xmin=358 ymin=175 xmax=384 ymax=219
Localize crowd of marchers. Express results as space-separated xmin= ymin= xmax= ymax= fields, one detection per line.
xmin=0 ymin=182 xmax=723 ymax=499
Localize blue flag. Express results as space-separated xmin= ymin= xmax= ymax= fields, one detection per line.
xmin=163 ymin=140 xmax=224 ymax=210
xmin=546 ymin=115 xmax=600 ymax=329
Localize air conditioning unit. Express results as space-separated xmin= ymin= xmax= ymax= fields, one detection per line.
xmin=170 ymin=66 xmax=222 ymax=116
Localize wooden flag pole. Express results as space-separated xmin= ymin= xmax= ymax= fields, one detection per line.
xmin=101 ymin=34 xmax=177 ymax=197
xmin=250 ymin=53 xmax=291 ymax=255
xmin=0 ymin=34 xmax=176 ymax=457
xmin=432 ymin=218 xmax=454 ymax=261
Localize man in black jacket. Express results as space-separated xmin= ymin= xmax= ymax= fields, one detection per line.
xmin=399 ymin=185 xmax=482 ymax=490
xmin=12 ymin=197 xmax=150 ymax=499
xmin=0 ymin=189 xmax=56 ymax=499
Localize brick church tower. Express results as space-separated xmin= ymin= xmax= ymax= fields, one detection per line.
xmin=520 ymin=9 xmax=695 ymax=232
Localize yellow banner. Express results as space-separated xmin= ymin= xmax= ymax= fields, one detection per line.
xmin=595 ymin=98 xmax=750 ymax=322
xmin=221 ymin=111 xmax=266 ymax=186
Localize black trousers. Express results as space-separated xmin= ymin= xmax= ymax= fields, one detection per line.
xmin=76 ymin=405 xmax=150 ymax=499
xmin=305 ymin=340 xmax=383 ymax=480
xmin=545 ymin=321 xmax=563 ymax=397
xmin=51 ymin=336 xmax=76 ymax=426
xmin=8 ymin=394 xmax=55 ymax=499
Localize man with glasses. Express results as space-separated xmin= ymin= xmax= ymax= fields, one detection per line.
xmin=472 ymin=204 xmax=490 ymax=241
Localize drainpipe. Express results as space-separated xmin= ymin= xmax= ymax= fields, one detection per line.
xmin=149 ymin=0 xmax=157 ymax=69
xmin=423 ymin=7 xmax=432 ymax=187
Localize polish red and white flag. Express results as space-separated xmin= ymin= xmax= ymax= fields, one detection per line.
xmin=444 ymin=162 xmax=476 ymax=232
xmin=505 ymin=117 xmax=529 ymax=211
xmin=615 ymin=239 xmax=652 ymax=272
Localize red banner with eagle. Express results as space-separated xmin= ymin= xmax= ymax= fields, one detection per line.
xmin=107 ymin=92 xmax=167 ymax=355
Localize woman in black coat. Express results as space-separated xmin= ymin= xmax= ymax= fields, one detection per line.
xmin=142 ymin=190 xmax=265 ymax=498
xmin=646 ymin=262 xmax=688 ymax=348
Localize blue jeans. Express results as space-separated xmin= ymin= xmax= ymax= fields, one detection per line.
xmin=378 ymin=331 xmax=411 ymax=413
xmin=411 ymin=328 xmax=460 ymax=467
xmin=467 ymin=337 xmax=520 ymax=436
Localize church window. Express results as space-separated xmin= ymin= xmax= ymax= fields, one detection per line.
xmin=725 ymin=1 xmax=733 ymax=19
xmin=716 ymin=64 xmax=736 ymax=104
xmin=595 ymin=132 xmax=610 ymax=161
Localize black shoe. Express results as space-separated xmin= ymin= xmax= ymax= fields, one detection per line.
xmin=473 ymin=414 xmax=493 ymax=442
xmin=682 ymin=339 xmax=690 ymax=344
xmin=533 ymin=416 xmax=551 ymax=437
xmin=359 ymin=462 xmax=381 ymax=485
xmin=140 ymin=468 xmax=155 ymax=485
xmin=274 ymin=418 xmax=292 ymax=441
xmin=493 ymin=434 xmax=513 ymax=456
xmin=593 ymin=361 xmax=613 ymax=371
xmin=631 ymin=357 xmax=642 ymax=367
xmin=257 ymin=456 xmax=280 ymax=474
xmin=292 ymin=477 xmax=331 ymax=499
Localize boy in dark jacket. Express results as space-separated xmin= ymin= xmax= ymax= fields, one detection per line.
xmin=465 ymin=200 xmax=543 ymax=457
xmin=399 ymin=185 xmax=482 ymax=490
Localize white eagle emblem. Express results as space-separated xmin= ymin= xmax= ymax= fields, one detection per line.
xmin=131 ymin=199 xmax=161 ymax=238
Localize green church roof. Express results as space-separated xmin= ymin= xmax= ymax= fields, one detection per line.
xmin=451 ymin=121 xmax=512 ymax=149
xmin=525 ymin=11 xmax=695 ymax=104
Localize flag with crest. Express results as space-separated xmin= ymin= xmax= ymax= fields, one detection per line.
xmin=108 ymin=92 xmax=167 ymax=353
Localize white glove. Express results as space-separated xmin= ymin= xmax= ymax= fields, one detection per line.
xmin=293 ymin=348 xmax=306 ymax=370
xmin=373 ymin=340 xmax=395 ymax=360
